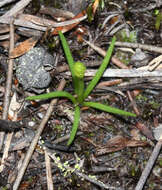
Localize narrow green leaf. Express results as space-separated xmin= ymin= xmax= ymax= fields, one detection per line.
xmin=155 ymin=12 xmax=162 ymax=31
xmin=83 ymin=36 xmax=116 ymax=99
xmin=26 ymin=91 xmax=77 ymax=104
xmin=58 ymin=32 xmax=77 ymax=91
xmin=83 ymin=101 xmax=136 ymax=117
xmin=67 ymin=106 xmax=80 ymax=146
xmin=58 ymin=32 xmax=74 ymax=76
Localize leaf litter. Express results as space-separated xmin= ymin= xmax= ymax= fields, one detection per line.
xmin=0 ymin=0 xmax=161 ymax=189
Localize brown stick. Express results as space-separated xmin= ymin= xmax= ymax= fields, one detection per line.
xmin=45 ymin=149 xmax=54 ymax=190
xmin=81 ymin=68 xmax=162 ymax=78
xmin=135 ymin=140 xmax=162 ymax=190
xmin=0 ymin=14 xmax=87 ymax=32
xmin=0 ymin=19 xmax=14 ymax=150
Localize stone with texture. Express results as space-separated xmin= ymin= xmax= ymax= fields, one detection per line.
xmin=16 ymin=47 xmax=54 ymax=93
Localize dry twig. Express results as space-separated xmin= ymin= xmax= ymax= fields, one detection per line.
xmin=0 ymin=19 xmax=14 ymax=151
xmin=113 ymin=41 xmax=162 ymax=54
xmin=45 ymin=149 xmax=54 ymax=190
xmin=148 ymin=55 xmax=162 ymax=71
xmin=0 ymin=13 xmax=87 ymax=32
xmin=65 ymin=68 xmax=162 ymax=78
xmin=135 ymin=139 xmax=162 ymax=190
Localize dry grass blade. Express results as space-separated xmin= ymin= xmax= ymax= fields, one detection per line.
xmin=96 ymin=135 xmax=148 ymax=156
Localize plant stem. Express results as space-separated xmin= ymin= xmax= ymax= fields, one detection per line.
xmin=75 ymin=77 xmax=84 ymax=104
xmin=73 ymin=61 xmax=86 ymax=104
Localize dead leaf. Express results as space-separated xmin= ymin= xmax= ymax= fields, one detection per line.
xmin=130 ymin=129 xmax=141 ymax=141
xmin=110 ymin=15 xmax=119 ymax=24
xmin=9 ymin=36 xmax=39 ymax=58
xmin=92 ymin=0 xmax=100 ymax=15
xmin=8 ymin=92 xmax=21 ymax=119
xmin=51 ymin=10 xmax=86 ymax=35
xmin=96 ymin=135 xmax=148 ymax=156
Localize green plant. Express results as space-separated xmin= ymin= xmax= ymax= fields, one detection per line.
xmin=119 ymin=29 xmax=137 ymax=43
xmin=154 ymin=10 xmax=162 ymax=31
xmin=26 ymin=32 xmax=136 ymax=146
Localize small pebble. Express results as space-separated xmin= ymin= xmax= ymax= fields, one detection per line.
xmin=37 ymin=112 xmax=44 ymax=119
xmin=131 ymin=48 xmax=150 ymax=67
xmin=28 ymin=121 xmax=36 ymax=127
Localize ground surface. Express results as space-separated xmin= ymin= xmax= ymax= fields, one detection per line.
xmin=0 ymin=0 xmax=162 ymax=189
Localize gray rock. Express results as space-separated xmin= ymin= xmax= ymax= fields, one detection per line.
xmin=64 ymin=0 xmax=87 ymax=15
xmin=16 ymin=47 xmax=54 ymax=93
xmin=131 ymin=48 xmax=150 ymax=67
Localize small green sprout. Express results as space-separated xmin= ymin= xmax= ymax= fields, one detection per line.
xmin=119 ymin=29 xmax=137 ymax=43
xmin=26 ymin=32 xmax=136 ymax=146
xmin=154 ymin=11 xmax=162 ymax=31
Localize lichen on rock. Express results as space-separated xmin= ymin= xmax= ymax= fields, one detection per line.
xmin=16 ymin=47 xmax=54 ymax=93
